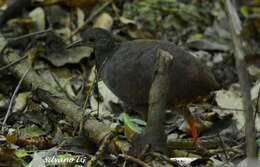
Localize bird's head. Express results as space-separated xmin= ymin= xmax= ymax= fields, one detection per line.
xmin=81 ymin=28 xmax=115 ymax=52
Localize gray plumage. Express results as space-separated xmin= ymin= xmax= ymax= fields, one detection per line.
xmin=82 ymin=28 xmax=220 ymax=112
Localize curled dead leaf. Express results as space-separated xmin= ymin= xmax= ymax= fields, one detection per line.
xmin=94 ymin=12 xmax=113 ymax=31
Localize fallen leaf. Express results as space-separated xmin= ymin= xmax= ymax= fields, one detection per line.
xmin=29 ymin=7 xmax=45 ymax=31
xmin=43 ymin=46 xmax=93 ymax=67
xmin=93 ymin=12 xmax=113 ymax=30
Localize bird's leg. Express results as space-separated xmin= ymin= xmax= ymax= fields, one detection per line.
xmin=186 ymin=114 xmax=199 ymax=146
xmin=176 ymin=107 xmax=199 ymax=146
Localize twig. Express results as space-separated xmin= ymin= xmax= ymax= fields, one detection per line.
xmin=145 ymin=49 xmax=173 ymax=152
xmin=188 ymin=103 xmax=245 ymax=112
xmin=0 ymin=29 xmax=52 ymax=71
xmin=83 ymin=68 xmax=98 ymax=110
xmin=119 ymin=154 xmax=150 ymax=167
xmin=0 ymin=54 xmax=29 ymax=71
xmin=254 ymin=87 xmax=260 ymax=121
xmin=49 ymin=71 xmax=77 ymax=103
xmin=1 ymin=67 xmax=31 ymax=133
xmin=217 ymin=133 xmax=229 ymax=160
xmin=7 ymin=28 xmax=52 ymax=42
xmin=225 ymin=0 xmax=257 ymax=159
xmin=57 ymin=149 xmax=92 ymax=158
xmin=0 ymin=41 xmax=8 ymax=56
xmin=86 ymin=132 xmax=114 ymax=167
xmin=70 ymin=0 xmax=112 ymax=38
xmin=209 ymin=147 xmax=243 ymax=155
xmin=132 ymin=49 xmax=173 ymax=154
xmin=150 ymin=152 xmax=180 ymax=166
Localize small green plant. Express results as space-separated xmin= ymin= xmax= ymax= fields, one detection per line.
xmin=118 ymin=112 xmax=146 ymax=134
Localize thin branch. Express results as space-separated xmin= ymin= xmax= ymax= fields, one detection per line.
xmin=119 ymin=154 xmax=150 ymax=167
xmin=254 ymin=87 xmax=260 ymax=121
xmin=217 ymin=133 xmax=229 ymax=160
xmin=0 ymin=54 xmax=29 ymax=71
xmin=49 ymin=71 xmax=77 ymax=103
xmin=188 ymin=103 xmax=245 ymax=112
xmin=225 ymin=0 xmax=257 ymax=159
xmin=1 ymin=67 xmax=31 ymax=132
xmin=7 ymin=28 xmax=52 ymax=42
xmin=86 ymin=133 xmax=114 ymax=167
xmin=70 ymin=0 xmax=112 ymax=38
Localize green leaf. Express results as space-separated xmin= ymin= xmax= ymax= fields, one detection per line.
xmin=57 ymin=153 xmax=73 ymax=160
xmin=130 ymin=118 xmax=147 ymax=126
xmin=190 ymin=33 xmax=204 ymax=40
xmin=240 ymin=6 xmax=249 ymax=17
xmin=119 ymin=113 xmax=145 ymax=134
xmin=256 ymin=138 xmax=260 ymax=146
xmin=20 ymin=126 xmax=46 ymax=138
xmin=118 ymin=112 xmax=126 ymax=122
xmin=16 ymin=149 xmax=28 ymax=158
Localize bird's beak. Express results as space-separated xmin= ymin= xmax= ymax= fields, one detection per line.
xmin=66 ymin=39 xmax=95 ymax=49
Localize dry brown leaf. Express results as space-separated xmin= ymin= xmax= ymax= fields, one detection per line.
xmin=93 ymin=12 xmax=113 ymax=30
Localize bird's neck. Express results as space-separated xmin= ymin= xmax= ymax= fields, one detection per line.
xmin=95 ymin=44 xmax=118 ymax=71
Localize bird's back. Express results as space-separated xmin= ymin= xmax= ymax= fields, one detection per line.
xmin=101 ymin=40 xmax=219 ymax=110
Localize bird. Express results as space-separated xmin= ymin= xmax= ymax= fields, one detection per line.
xmin=81 ymin=28 xmax=220 ymax=147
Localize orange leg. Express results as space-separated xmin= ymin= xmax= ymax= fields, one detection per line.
xmin=186 ymin=116 xmax=199 ymax=147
